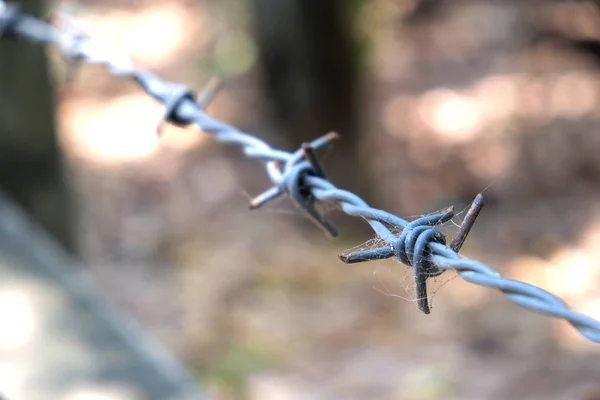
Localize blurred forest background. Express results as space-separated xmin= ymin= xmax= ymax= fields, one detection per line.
xmin=3 ymin=0 xmax=600 ymax=399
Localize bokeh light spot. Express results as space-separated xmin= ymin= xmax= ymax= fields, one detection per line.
xmin=64 ymin=94 xmax=163 ymax=163
xmin=474 ymin=74 xmax=521 ymax=121
xmin=418 ymin=88 xmax=482 ymax=143
xmin=214 ymin=31 xmax=257 ymax=78
xmin=0 ymin=289 xmax=36 ymax=351
xmin=550 ymin=72 xmax=598 ymax=118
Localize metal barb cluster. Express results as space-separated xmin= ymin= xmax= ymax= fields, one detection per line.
xmin=2 ymin=2 xmax=600 ymax=343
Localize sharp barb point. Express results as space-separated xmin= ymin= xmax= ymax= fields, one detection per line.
xmin=302 ymin=142 xmax=327 ymax=178
xmin=326 ymin=131 xmax=341 ymax=141
xmin=338 ymin=253 xmax=351 ymax=263
xmin=416 ymin=273 xmax=431 ymax=314
xmin=442 ymin=205 xmax=454 ymax=216
xmin=248 ymin=186 xmax=284 ymax=210
xmin=196 ymin=77 xmax=222 ymax=109
xmin=449 ymin=193 xmax=485 ymax=253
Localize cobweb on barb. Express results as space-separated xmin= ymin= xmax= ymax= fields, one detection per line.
xmin=338 ymin=202 xmax=476 ymax=312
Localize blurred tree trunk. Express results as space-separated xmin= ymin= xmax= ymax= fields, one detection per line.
xmin=250 ymin=0 xmax=374 ymax=234
xmin=0 ymin=0 xmax=74 ymax=252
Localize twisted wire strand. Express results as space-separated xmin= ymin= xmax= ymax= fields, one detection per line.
xmin=2 ymin=2 xmax=600 ymax=343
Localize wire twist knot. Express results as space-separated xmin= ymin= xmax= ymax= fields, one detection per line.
xmin=249 ymin=132 xmax=341 ymax=237
xmin=390 ymin=207 xmax=454 ymax=313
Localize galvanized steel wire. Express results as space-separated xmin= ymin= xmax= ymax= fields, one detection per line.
xmin=1 ymin=2 xmax=600 ymax=343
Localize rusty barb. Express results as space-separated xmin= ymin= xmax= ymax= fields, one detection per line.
xmin=249 ymin=131 xmax=340 ymax=237
xmin=338 ymin=194 xmax=484 ymax=314
xmin=2 ymin=2 xmax=600 ymax=343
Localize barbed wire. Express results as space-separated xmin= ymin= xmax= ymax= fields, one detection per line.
xmin=1 ymin=2 xmax=600 ymax=343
